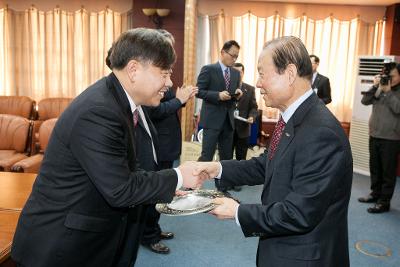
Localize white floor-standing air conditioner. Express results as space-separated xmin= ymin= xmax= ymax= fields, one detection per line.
xmin=350 ymin=55 xmax=399 ymax=175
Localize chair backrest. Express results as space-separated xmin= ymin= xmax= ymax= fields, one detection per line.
xmin=38 ymin=118 xmax=57 ymax=152
xmin=38 ymin=98 xmax=73 ymax=120
xmin=0 ymin=96 xmax=36 ymax=119
xmin=0 ymin=114 xmax=31 ymax=152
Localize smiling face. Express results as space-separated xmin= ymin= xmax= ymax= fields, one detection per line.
xmin=125 ymin=60 xmax=173 ymax=106
xmin=256 ymin=49 xmax=295 ymax=111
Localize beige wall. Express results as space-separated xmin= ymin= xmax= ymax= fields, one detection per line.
xmin=0 ymin=0 xmax=132 ymax=12
xmin=198 ymin=0 xmax=385 ymax=23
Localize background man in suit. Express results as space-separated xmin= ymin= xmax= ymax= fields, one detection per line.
xmin=310 ymin=54 xmax=332 ymax=104
xmin=232 ymin=62 xmax=258 ymax=161
xmin=192 ymin=36 xmax=353 ymax=267
xmin=141 ymin=85 xmax=197 ymax=254
xmin=11 ymin=28 xmax=205 ymax=267
xmin=196 ymin=40 xmax=242 ymax=192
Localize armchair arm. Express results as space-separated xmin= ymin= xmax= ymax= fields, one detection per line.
xmin=0 ymin=154 xmax=28 ymax=172
xmin=11 ymin=154 xmax=43 ymax=173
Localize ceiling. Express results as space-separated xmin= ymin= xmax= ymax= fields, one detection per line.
xmin=233 ymin=0 xmax=399 ymax=6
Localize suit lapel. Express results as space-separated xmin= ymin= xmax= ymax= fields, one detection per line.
xmin=312 ymin=74 xmax=321 ymax=89
xmin=106 ymin=73 xmax=137 ymax=170
xmin=138 ymin=109 xmax=159 ymax=165
xmin=215 ymin=63 xmax=226 ymax=92
xmin=263 ymin=93 xmax=319 ymax=191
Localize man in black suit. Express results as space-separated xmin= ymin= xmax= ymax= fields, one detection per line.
xmin=310 ymin=55 xmax=332 ymax=104
xmin=232 ymin=63 xmax=258 ymax=161
xmin=196 ymin=40 xmax=242 ymax=163
xmin=11 ymin=28 xmax=205 ymax=267
xmin=141 ymin=86 xmax=197 ymax=254
xmin=193 ymin=37 xmax=353 ymax=267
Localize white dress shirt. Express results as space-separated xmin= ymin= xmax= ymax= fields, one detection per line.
xmin=120 ymin=84 xmax=183 ymax=190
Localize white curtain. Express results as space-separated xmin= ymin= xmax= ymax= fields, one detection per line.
xmin=198 ymin=12 xmax=385 ymax=122
xmin=0 ymin=6 xmax=129 ymax=100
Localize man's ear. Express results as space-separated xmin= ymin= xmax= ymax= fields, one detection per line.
xmin=286 ymin=64 xmax=297 ymax=86
xmin=126 ymin=60 xmax=139 ymax=81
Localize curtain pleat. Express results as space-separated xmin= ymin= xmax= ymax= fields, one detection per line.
xmin=0 ymin=6 xmax=129 ymax=100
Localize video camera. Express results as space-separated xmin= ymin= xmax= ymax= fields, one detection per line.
xmin=380 ymin=62 xmax=396 ymax=86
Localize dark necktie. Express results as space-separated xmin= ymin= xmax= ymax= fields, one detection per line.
xmin=224 ymin=68 xmax=230 ymax=90
xmin=133 ymin=109 xmax=139 ymax=127
xmin=268 ymin=116 xmax=286 ymax=160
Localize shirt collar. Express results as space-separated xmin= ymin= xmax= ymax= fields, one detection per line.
xmin=113 ymin=75 xmax=138 ymax=113
xmin=281 ymin=89 xmax=314 ymax=123
xmin=218 ymin=60 xmax=229 ymax=73
xmin=312 ymin=72 xmax=318 ymax=84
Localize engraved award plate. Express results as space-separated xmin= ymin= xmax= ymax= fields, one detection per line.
xmin=156 ymin=190 xmax=225 ymax=216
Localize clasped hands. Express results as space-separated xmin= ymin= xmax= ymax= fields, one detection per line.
xmin=177 ymin=161 xmax=239 ymax=220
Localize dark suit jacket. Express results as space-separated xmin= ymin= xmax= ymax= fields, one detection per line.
xmin=117 ymin=108 xmax=160 ymax=266
xmin=235 ymin=82 xmax=258 ymax=138
xmin=312 ymin=73 xmax=332 ymax=104
xmin=219 ymin=93 xmax=352 ymax=267
xmin=145 ymin=89 xmax=183 ymax=162
xmin=11 ymin=73 xmax=178 ymax=267
xmin=196 ymin=62 xmax=241 ymax=129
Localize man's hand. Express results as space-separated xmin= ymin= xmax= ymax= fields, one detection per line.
xmin=177 ymin=161 xmax=210 ymax=189
xmin=219 ymin=91 xmax=231 ymax=101
xmin=247 ymin=117 xmax=254 ymax=124
xmin=380 ymin=80 xmax=391 ymax=93
xmin=373 ymin=74 xmax=380 ymax=87
xmin=234 ymin=88 xmax=243 ymax=99
xmin=193 ymin=161 xmax=221 ymax=179
xmin=176 ymin=85 xmax=198 ymax=104
xmin=209 ymin=197 xmax=239 ymax=220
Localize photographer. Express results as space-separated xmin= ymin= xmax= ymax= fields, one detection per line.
xmin=359 ymin=62 xmax=400 ymax=213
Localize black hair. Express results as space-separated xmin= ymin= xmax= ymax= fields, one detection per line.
xmin=233 ymin=62 xmax=244 ymax=72
xmin=110 ymin=28 xmax=176 ymax=70
xmin=309 ymin=54 xmax=320 ymax=64
xmin=222 ymin=40 xmax=240 ymax=51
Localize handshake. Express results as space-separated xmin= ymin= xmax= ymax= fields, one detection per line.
xmin=177 ymin=161 xmax=221 ymax=189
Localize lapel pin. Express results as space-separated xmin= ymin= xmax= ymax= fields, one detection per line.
xmin=285 ymin=132 xmax=290 ymax=137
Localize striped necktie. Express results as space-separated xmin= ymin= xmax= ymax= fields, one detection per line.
xmin=268 ymin=116 xmax=286 ymax=160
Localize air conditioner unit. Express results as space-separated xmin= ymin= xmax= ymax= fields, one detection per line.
xmin=350 ymin=55 xmax=399 ymax=175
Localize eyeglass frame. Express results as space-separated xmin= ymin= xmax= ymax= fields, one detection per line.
xmin=223 ymin=50 xmax=239 ymax=60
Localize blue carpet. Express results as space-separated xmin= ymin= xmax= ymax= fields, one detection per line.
xmin=135 ymin=174 xmax=400 ymax=266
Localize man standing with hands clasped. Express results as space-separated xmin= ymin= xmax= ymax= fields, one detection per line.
xmin=192 ymin=36 xmax=353 ymax=267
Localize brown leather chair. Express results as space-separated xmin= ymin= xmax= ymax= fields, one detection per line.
xmin=37 ymin=98 xmax=73 ymax=120
xmin=12 ymin=118 xmax=57 ymax=173
xmin=31 ymin=98 xmax=72 ymax=154
xmin=0 ymin=114 xmax=31 ymax=171
xmin=0 ymin=96 xmax=36 ymax=119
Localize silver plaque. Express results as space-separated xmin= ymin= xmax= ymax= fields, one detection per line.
xmin=156 ymin=190 xmax=225 ymax=216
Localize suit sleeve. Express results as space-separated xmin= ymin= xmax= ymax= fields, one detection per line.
xmin=69 ymin=105 xmax=178 ymax=208
xmin=361 ymin=86 xmax=378 ymax=105
xmin=147 ymin=91 xmax=182 ymax=121
xmin=321 ymin=78 xmax=332 ymax=104
xmin=238 ymin=126 xmax=350 ymax=238
xmin=196 ymin=65 xmax=221 ymax=104
xmin=219 ymin=151 xmax=267 ymax=187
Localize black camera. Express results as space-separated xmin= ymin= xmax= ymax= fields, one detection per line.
xmin=380 ymin=62 xmax=396 ymax=86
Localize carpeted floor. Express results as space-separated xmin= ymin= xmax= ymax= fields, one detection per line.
xmin=135 ymin=173 xmax=400 ymax=267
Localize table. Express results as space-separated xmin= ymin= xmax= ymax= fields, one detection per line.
xmin=0 ymin=172 xmax=36 ymax=266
